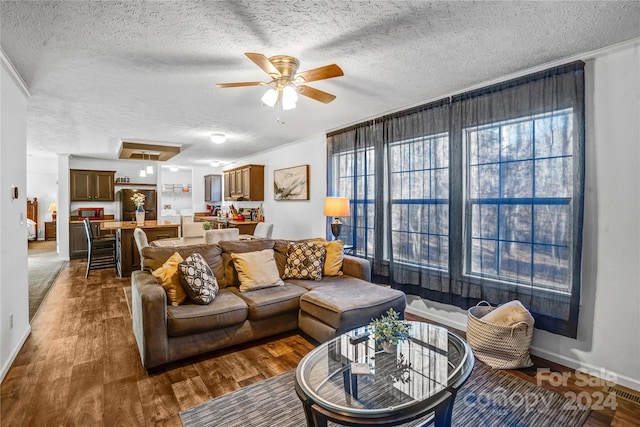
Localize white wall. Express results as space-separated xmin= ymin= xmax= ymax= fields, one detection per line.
xmin=223 ymin=134 xmax=327 ymax=240
xmin=26 ymin=154 xmax=58 ymax=239
xmin=0 ymin=66 xmax=30 ymax=381
xmin=407 ymin=42 xmax=640 ymax=391
xmin=159 ymin=168 xmax=192 ymax=213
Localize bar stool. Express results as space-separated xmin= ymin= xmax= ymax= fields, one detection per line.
xmin=83 ymin=218 xmax=116 ymax=278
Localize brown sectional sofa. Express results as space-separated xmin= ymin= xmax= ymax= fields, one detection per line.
xmin=131 ymin=239 xmax=406 ymax=369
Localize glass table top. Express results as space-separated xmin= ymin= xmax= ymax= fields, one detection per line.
xmin=296 ymin=321 xmax=473 ymax=417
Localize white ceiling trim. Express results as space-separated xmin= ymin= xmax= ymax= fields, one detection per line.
xmin=0 ymin=48 xmax=31 ymax=97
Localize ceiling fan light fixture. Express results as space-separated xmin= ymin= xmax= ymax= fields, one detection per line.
xmin=261 ymin=88 xmax=278 ymax=107
xmin=210 ymin=133 xmax=226 ymax=144
xmin=282 ymin=85 xmax=298 ymax=110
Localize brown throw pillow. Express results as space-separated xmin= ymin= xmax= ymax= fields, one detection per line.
xmin=283 ymin=242 xmax=326 ymax=281
xmin=178 ymin=253 xmax=219 ymax=304
xmin=231 ymin=249 xmax=284 ymax=292
xmin=152 ymin=252 xmax=187 ymax=306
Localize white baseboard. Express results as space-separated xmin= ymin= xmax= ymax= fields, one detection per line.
xmin=405 ymin=306 xmax=640 ymax=392
xmin=0 ymin=325 xmax=31 ymax=383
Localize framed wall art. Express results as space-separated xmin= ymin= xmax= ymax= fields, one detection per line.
xmin=273 ymin=164 xmax=310 ymax=200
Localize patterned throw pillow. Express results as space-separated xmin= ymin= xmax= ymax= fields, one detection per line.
xmin=178 ymin=253 xmax=219 ymax=305
xmin=283 ymin=242 xmax=326 ymax=281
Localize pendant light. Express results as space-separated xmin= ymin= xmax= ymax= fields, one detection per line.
xmin=146 ymin=152 xmax=154 ymax=175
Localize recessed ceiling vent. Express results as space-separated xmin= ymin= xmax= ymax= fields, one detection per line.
xmin=118 ymin=141 xmax=181 ymax=161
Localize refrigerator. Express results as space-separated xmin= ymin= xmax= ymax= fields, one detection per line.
xmin=121 ymin=189 xmax=157 ymax=221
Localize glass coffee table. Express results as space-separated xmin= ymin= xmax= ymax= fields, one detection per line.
xmin=295 ymin=322 xmax=473 ymax=427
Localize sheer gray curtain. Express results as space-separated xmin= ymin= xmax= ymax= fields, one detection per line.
xmin=327 ymin=62 xmax=584 ymax=337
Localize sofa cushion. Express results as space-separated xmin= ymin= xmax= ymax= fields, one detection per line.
xmin=220 ymin=239 xmax=275 ymax=288
xmin=231 ymin=249 xmax=284 ymax=292
xmin=230 ymin=283 xmax=307 ymax=320
xmin=166 ymin=289 xmax=248 ymax=337
xmin=141 ymin=244 xmax=225 ymax=286
xmin=151 ymin=252 xmax=187 ymax=306
xmin=285 ymin=275 xmax=352 ymax=291
xmin=300 ymin=281 xmax=407 ymax=331
xmin=178 ymin=253 xmax=219 ymax=305
xmin=283 ymin=242 xmax=326 ymax=281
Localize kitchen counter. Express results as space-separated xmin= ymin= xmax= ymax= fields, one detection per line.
xmin=101 ymin=220 xmax=180 ymax=230
xmin=195 ymin=217 xmax=261 ymax=235
xmin=100 ymin=221 xmax=180 ymax=277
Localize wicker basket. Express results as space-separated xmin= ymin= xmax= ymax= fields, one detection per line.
xmin=466 ymin=301 xmax=534 ymax=369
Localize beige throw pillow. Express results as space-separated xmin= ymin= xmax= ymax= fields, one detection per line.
xmin=482 ymin=300 xmax=535 ymax=327
xmin=231 ymin=249 xmax=284 ymax=292
xmin=152 ymin=252 xmax=187 ymax=306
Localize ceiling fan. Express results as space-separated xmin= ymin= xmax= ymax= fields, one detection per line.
xmin=216 ymin=53 xmax=344 ymax=110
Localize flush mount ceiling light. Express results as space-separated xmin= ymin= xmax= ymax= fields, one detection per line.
xmin=210 ymin=161 xmax=221 ymax=167
xmin=169 ymin=166 xmax=179 ymax=172
xmin=216 ymin=53 xmax=343 ymax=122
xmin=210 ymin=133 xmax=226 ymax=144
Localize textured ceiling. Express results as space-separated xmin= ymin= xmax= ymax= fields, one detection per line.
xmin=2 ymin=1 xmax=639 ymax=167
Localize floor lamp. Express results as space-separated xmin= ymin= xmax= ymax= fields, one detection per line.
xmin=324 ymin=197 xmax=350 ymax=240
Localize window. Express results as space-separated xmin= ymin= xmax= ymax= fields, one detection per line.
xmin=465 ymin=109 xmax=574 ymax=292
xmin=389 ymin=133 xmax=449 ymax=269
xmin=331 ymin=148 xmax=375 ymax=257
xmin=327 ymin=62 xmax=584 ymax=337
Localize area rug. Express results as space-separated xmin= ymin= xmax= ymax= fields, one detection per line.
xmin=180 ymin=361 xmax=590 ymax=427
xmin=28 ymin=241 xmax=67 ymax=321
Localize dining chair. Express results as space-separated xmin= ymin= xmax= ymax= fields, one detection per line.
xmin=253 ymin=222 xmax=274 ymax=239
xmin=205 ymin=228 xmax=240 ymax=244
xmin=83 ymin=218 xmax=116 ymax=278
xmin=133 ymin=228 xmax=149 ymax=262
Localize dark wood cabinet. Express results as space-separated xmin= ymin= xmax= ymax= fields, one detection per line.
xmin=223 ymin=165 xmax=264 ymax=201
xmin=70 ymin=169 xmax=115 ymax=201
xmin=118 ymin=226 xmax=179 ymax=276
xmin=45 ymin=221 xmax=56 ymax=241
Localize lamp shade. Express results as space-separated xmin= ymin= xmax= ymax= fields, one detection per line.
xmin=48 ymin=202 xmax=57 ymax=212
xmin=261 ymin=88 xmax=278 ymax=107
xmin=323 ymin=197 xmax=350 ymax=218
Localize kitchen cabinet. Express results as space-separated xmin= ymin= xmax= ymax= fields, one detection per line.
xmin=204 ymin=174 xmax=221 ymax=203
xmin=70 ymin=169 xmax=115 ymax=201
xmin=100 ymin=221 xmax=180 ymax=276
xmin=223 ymin=165 xmax=264 ymax=201
xmin=69 ymin=221 xmax=114 ymax=259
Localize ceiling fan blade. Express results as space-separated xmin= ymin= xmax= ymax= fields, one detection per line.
xmin=296 ymin=64 xmax=344 ymax=83
xmin=216 ymin=81 xmax=266 ymax=88
xmin=298 ymin=85 xmax=337 ymax=104
xmin=245 ymin=52 xmax=281 ymax=76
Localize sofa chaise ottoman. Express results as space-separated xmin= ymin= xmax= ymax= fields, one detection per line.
xmin=132 ymin=238 xmax=406 ymax=370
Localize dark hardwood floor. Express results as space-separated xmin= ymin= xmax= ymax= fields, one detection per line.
xmin=1 ymin=259 xmax=638 ymax=426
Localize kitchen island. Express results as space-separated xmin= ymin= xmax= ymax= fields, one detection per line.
xmin=101 ymin=220 xmax=179 ymax=277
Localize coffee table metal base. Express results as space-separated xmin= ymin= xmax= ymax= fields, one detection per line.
xmin=295 ymin=380 xmax=459 ymax=427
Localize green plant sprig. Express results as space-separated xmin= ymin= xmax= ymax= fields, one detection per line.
xmin=369 ymin=308 xmax=411 ymax=345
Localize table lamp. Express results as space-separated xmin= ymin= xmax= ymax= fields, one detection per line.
xmin=48 ymin=202 xmax=57 ymax=221
xmin=323 ymin=197 xmax=350 ymax=240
